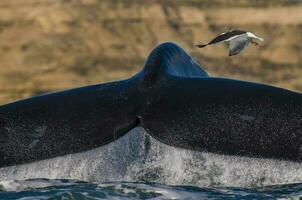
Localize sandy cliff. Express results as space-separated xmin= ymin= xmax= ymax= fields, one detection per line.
xmin=0 ymin=0 xmax=301 ymax=104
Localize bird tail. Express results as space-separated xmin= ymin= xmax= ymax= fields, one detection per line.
xmin=194 ymin=42 xmax=208 ymax=48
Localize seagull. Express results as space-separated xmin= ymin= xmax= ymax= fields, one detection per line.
xmin=195 ymin=30 xmax=264 ymax=56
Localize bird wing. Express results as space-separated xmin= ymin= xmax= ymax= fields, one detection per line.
xmin=228 ymin=35 xmax=250 ymax=56
xmin=208 ymin=30 xmax=246 ymax=45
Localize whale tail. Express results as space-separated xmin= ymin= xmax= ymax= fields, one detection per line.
xmin=0 ymin=42 xmax=301 ymax=167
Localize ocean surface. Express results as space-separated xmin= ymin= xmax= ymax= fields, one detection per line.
xmin=0 ymin=128 xmax=301 ymax=199
xmin=0 ymin=179 xmax=301 ymax=199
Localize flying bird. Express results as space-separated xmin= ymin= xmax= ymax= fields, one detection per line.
xmin=195 ymin=30 xmax=264 ymax=56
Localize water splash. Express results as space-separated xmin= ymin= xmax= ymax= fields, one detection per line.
xmin=0 ymin=127 xmax=301 ymax=187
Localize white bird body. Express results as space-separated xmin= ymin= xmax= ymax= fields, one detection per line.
xmin=195 ymin=30 xmax=264 ymax=56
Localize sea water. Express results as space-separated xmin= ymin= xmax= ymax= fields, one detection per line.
xmin=0 ymin=128 xmax=301 ymax=199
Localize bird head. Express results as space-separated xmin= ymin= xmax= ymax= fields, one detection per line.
xmin=247 ymin=32 xmax=264 ymax=46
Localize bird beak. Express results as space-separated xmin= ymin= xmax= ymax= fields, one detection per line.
xmin=256 ymin=37 xmax=264 ymax=42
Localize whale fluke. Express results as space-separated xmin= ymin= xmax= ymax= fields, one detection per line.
xmin=0 ymin=42 xmax=301 ymax=167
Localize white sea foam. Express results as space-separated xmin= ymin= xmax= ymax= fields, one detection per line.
xmin=0 ymin=127 xmax=301 ymax=188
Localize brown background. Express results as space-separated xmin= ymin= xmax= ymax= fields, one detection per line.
xmin=0 ymin=0 xmax=301 ymax=104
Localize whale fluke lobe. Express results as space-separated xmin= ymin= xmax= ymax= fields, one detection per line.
xmin=0 ymin=42 xmax=301 ymax=167
xmin=141 ymin=43 xmax=302 ymax=162
xmin=0 ymin=78 xmax=141 ymax=167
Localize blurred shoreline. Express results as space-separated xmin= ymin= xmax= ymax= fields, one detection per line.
xmin=0 ymin=0 xmax=301 ymax=104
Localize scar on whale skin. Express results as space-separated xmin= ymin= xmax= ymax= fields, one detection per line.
xmin=34 ymin=126 xmax=47 ymax=138
xmin=238 ymin=114 xmax=255 ymax=121
xmin=28 ymin=126 xmax=48 ymax=148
